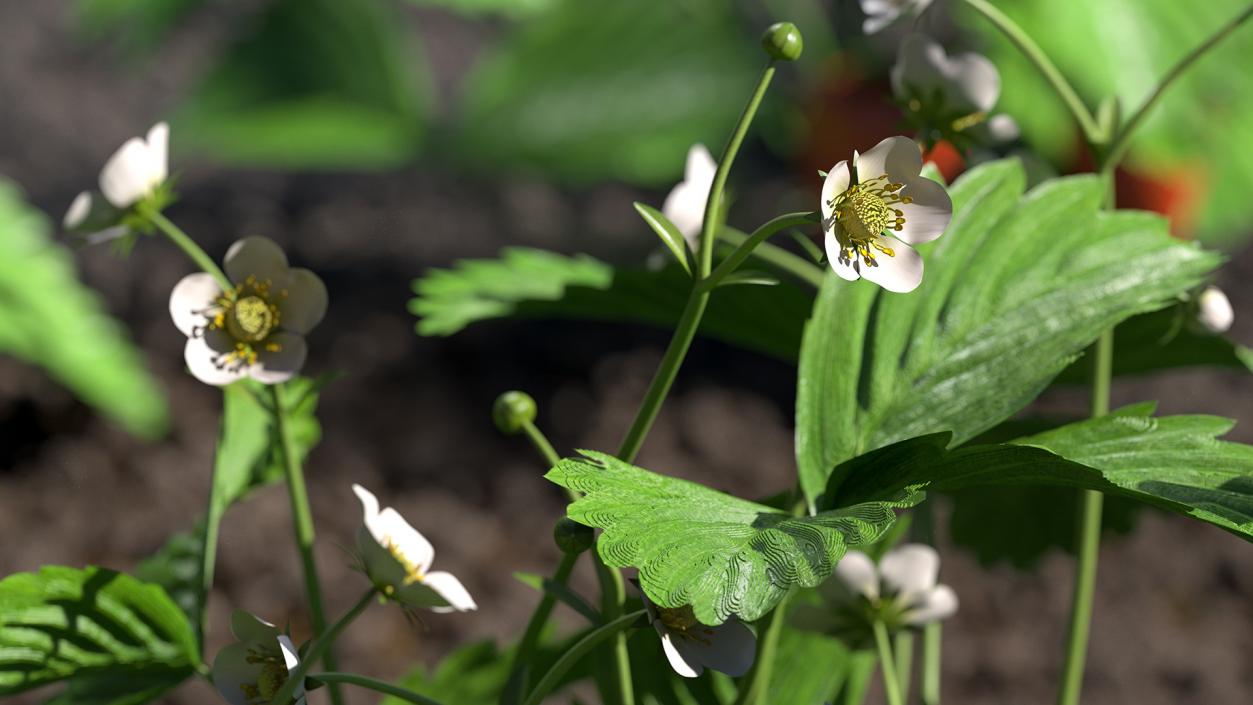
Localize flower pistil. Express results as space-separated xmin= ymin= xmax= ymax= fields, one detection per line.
xmin=827 ymin=173 xmax=912 ymax=270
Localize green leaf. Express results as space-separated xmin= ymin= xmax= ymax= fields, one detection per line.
xmin=633 ymin=202 xmax=691 ymax=275
xmin=0 ymin=566 xmax=198 ymax=699
xmin=0 ymin=179 xmax=167 ymax=438
xmin=795 ymin=159 xmax=1222 ymax=510
xmin=546 ymin=451 xmax=920 ymax=625
xmin=827 ymin=407 xmax=1253 ymax=542
xmin=410 ymin=248 xmax=811 ymax=362
xmin=769 ymin=596 xmax=860 ymax=705
xmin=453 ymin=0 xmax=758 ymax=184
xmin=133 ymin=526 xmax=202 ymax=625
xmin=175 ymin=0 xmax=426 ymax=169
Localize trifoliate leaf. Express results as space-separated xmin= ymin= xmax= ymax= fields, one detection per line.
xmin=547 ymin=451 xmax=921 ymax=625
xmin=0 ymin=566 xmax=198 ymax=699
xmin=0 ymin=179 xmax=167 ymax=438
xmin=795 ymin=158 xmax=1221 ymax=509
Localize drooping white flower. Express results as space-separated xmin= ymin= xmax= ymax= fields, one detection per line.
xmin=640 ymin=591 xmax=756 ymax=679
xmin=831 ymin=544 xmax=958 ymax=627
xmin=1196 ymin=286 xmax=1234 ymax=334
xmin=211 ymin=610 xmax=306 ymax=705
xmin=662 ymin=143 xmax=717 ymax=253
xmin=821 ymin=136 xmax=952 ymax=292
xmin=169 ymin=237 xmax=327 ymax=386
xmin=892 ymin=34 xmax=999 ymax=119
xmin=100 ymin=122 xmax=169 ymax=209
xmin=352 ymin=484 xmax=477 ymax=613
xmin=860 ymin=0 xmax=934 ymax=34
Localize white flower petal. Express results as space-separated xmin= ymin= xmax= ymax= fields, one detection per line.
xmin=85 ymin=226 xmax=129 ymax=245
xmin=660 ymin=632 xmax=704 ymax=678
xmin=169 ymin=273 xmax=223 ymax=337
xmin=1197 ymin=286 xmax=1234 ymax=334
xmin=904 ymin=584 xmax=958 ymax=625
xmin=421 ymin=570 xmax=477 ymax=613
xmin=279 ymin=268 xmax=328 ymax=335
xmin=64 ymin=192 xmax=92 ymax=229
xmin=896 ymin=176 xmax=952 ymax=245
xmin=229 ymin=609 xmax=279 ymax=643
xmin=862 ymin=13 xmax=897 ymax=34
xmin=225 ymin=236 xmax=289 ymax=285
xmin=947 ymin=52 xmax=1000 ymax=114
xmin=824 ymin=229 xmax=862 ymax=282
xmin=833 ymin=550 xmax=880 ymax=600
xmin=357 ymin=525 xmax=410 ymax=589
xmin=986 ymin=114 xmax=1021 ymax=142
xmin=184 ymin=333 xmax=248 ymax=386
xmin=376 ymin=507 xmax=436 ymax=574
xmin=855 ymin=136 xmax=922 ymax=183
xmin=820 ymin=160 xmax=852 ymax=225
xmin=249 ymin=331 xmax=306 ymax=385
xmin=277 ymin=634 xmax=306 ymax=702
xmin=880 ymin=544 xmax=940 ymax=601
xmin=689 ymin=619 xmax=756 ymax=677
xmin=684 ymin=143 xmax=716 ymax=184
xmin=859 ymin=236 xmax=923 ymax=293
xmin=211 ymin=642 xmax=260 ymax=705
xmin=662 ymin=143 xmax=717 ymax=251
xmin=99 ymin=137 xmax=156 ymax=208
xmin=860 ymin=0 xmax=896 ymax=13
xmin=147 ymin=122 xmax=169 ymax=185
xmin=890 ymin=34 xmax=947 ymax=100
xmin=354 ymin=484 xmax=381 ymax=525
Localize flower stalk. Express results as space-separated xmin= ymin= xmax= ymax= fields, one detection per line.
xmin=873 ymin=620 xmax=905 ymax=705
xmin=520 ymin=610 xmax=647 ymax=705
xmin=143 ymin=208 xmax=231 ymax=290
xmin=308 ymin=673 xmax=447 ymax=705
xmin=268 ymin=588 xmax=376 ymax=705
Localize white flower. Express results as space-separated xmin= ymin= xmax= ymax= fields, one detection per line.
xmin=211 ymin=610 xmax=306 ymax=705
xmin=821 ymin=136 xmax=952 ymax=292
xmin=169 ymin=237 xmax=327 ymax=386
xmin=1196 ymin=286 xmax=1234 ymax=334
xmin=892 ymin=34 xmax=999 ymax=119
xmin=63 ymin=191 xmax=128 ymax=244
xmin=352 ymin=484 xmax=477 ymax=613
xmin=641 ymin=592 xmax=756 ymax=679
xmin=831 ymin=544 xmax=957 ymax=627
xmin=662 ymin=143 xmax=717 ymax=254
xmin=860 ymin=0 xmax=934 ymax=34
xmin=100 ymin=122 xmax=169 ymax=209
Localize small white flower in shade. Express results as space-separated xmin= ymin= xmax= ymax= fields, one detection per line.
xmin=892 ymin=34 xmax=1000 ymax=123
xmin=169 ymin=237 xmax=327 ymax=386
xmin=1196 ymin=286 xmax=1234 ymax=334
xmin=640 ymin=592 xmax=756 ymax=679
xmin=832 ymin=544 xmax=958 ymax=627
xmin=211 ymin=610 xmax=306 ymax=705
xmin=821 ymin=136 xmax=952 ymax=292
xmin=100 ymin=122 xmax=169 ymax=209
xmin=860 ymin=0 xmax=934 ymax=34
xmin=352 ymin=484 xmax=477 ymax=613
xmin=662 ymin=144 xmax=717 ymax=253
xmin=63 ymin=191 xmax=128 ymax=244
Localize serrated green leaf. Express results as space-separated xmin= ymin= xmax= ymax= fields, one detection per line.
xmin=0 ymin=566 xmax=197 ymax=698
xmin=410 ymin=248 xmax=812 ymax=362
xmin=175 ymin=0 xmax=426 ymax=169
xmin=133 ymin=525 xmax=202 ymax=625
xmin=796 ymin=159 xmax=1222 ymax=510
xmin=827 ymin=408 xmax=1253 ymax=541
xmin=0 ymin=179 xmax=167 ymax=438
xmin=453 ymin=0 xmax=758 ymax=184
xmin=633 ymin=202 xmax=691 ymax=275
xmin=547 ymin=451 xmax=921 ymax=625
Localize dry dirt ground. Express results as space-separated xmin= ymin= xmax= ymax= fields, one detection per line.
xmin=1 ymin=3 xmax=1251 ymax=704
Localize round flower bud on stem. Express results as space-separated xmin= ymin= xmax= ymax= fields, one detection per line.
xmin=761 ymin=22 xmax=803 ymax=62
xmin=553 ymin=518 xmax=595 ymax=555
xmin=492 ymin=391 xmax=537 ymax=435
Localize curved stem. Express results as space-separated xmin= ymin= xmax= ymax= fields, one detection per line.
xmin=597 ymin=557 xmax=634 ymax=705
xmin=144 ymin=209 xmax=231 ymax=289
xmin=1103 ymin=5 xmax=1253 ymax=169
xmin=872 ymin=621 xmax=904 ymax=705
xmin=521 ymin=418 xmax=561 ymax=467
xmin=732 ymin=596 xmax=790 ymax=705
xmin=269 ymin=588 xmax=376 ymax=705
xmin=520 ymin=610 xmax=647 ymax=705
xmin=310 ymin=673 xmax=446 ymax=705
xmin=718 ymin=230 xmax=825 ymax=289
xmin=700 ymin=212 xmax=820 ymax=291
xmin=270 ymin=382 xmax=342 ymax=705
xmin=961 ymin=0 xmax=1101 ymax=144
xmin=502 ymin=551 xmax=580 ymax=705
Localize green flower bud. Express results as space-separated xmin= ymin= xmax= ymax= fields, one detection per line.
xmin=553 ymin=518 xmax=595 ymax=555
xmin=761 ymin=22 xmax=803 ymax=62
xmin=492 ymin=391 xmax=537 ymax=435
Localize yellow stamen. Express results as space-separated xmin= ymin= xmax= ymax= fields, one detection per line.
xmin=826 ymin=172 xmax=911 ymax=272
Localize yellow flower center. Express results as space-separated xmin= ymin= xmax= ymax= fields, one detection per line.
xmin=385 ymin=537 xmax=426 ymax=586
xmin=229 ymin=296 xmax=277 ymax=342
xmin=197 ymin=275 xmax=287 ymax=372
xmin=240 ymin=646 xmax=294 ymax=704
xmin=828 ymin=173 xmax=911 ymax=270
xmin=657 ymin=605 xmax=715 ymax=645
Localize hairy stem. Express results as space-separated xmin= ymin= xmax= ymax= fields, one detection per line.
xmin=268 ymin=588 xmax=376 ymax=705
xmin=310 ymin=673 xmax=446 ymax=705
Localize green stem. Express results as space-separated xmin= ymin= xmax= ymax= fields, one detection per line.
xmin=503 ymin=551 xmax=580 ymax=705
xmin=732 ymin=597 xmax=790 ymax=705
xmin=195 ymin=473 xmax=225 ymax=659
xmin=894 ymin=631 xmax=914 ymax=703
xmin=700 ymin=212 xmax=819 ymax=291
xmin=144 ymin=209 xmax=231 ymax=290
xmin=1103 ymin=5 xmax=1253 ymax=169
xmin=521 ymin=418 xmax=561 ymax=467
xmin=520 ymin=610 xmax=647 ymax=705
xmin=270 ymin=382 xmax=342 ymax=705
xmin=922 ymin=623 xmax=942 ymax=705
xmin=598 ymin=558 xmax=634 ymax=705
xmin=309 ymin=673 xmax=446 ymax=705
xmin=268 ymin=588 xmax=376 ymax=705
xmin=718 ymin=230 xmax=825 ymax=289
xmin=962 ymin=0 xmax=1101 ymax=144
xmin=873 ymin=621 xmax=905 ymax=705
